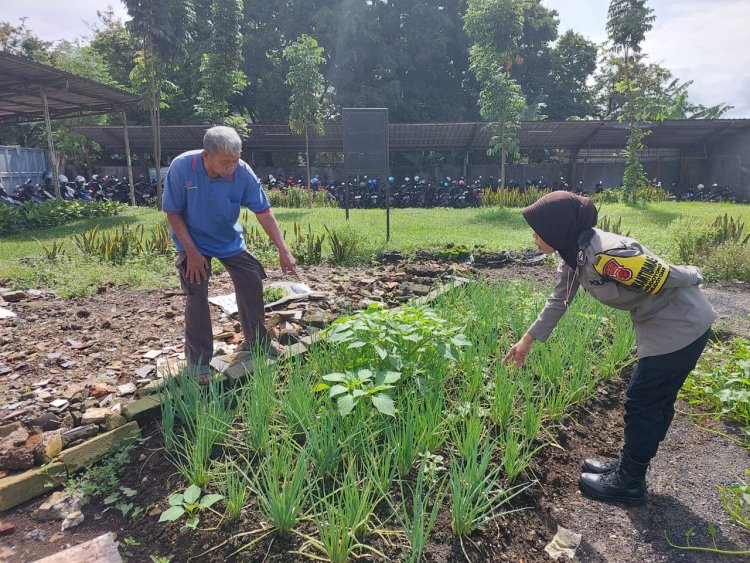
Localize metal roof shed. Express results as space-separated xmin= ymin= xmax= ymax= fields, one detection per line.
xmin=0 ymin=51 xmax=140 ymax=199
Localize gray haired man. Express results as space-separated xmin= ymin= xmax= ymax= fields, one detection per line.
xmin=163 ymin=126 xmax=298 ymax=381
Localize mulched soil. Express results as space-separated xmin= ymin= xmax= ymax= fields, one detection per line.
xmin=1 ymin=263 xmax=749 ymax=562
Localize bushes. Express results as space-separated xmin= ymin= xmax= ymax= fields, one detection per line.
xmin=266 ymin=187 xmax=333 ymax=208
xmin=481 ymin=187 xmax=549 ymax=208
xmin=0 ymin=200 xmax=124 ymax=236
xmin=591 ymin=185 xmax=669 ymax=204
xmin=670 ymin=214 xmax=750 ymax=282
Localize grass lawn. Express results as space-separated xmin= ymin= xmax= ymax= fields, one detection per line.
xmin=1 ymin=201 xmax=748 ymax=296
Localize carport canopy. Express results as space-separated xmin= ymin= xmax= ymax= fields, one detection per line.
xmin=0 ymin=51 xmax=140 ymax=197
xmin=75 ymin=119 xmax=750 ymax=154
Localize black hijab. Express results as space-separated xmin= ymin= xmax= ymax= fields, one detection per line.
xmin=521 ymin=192 xmax=598 ymax=269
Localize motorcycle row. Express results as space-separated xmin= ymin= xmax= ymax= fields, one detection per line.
xmin=0 ymin=172 xmax=157 ymax=207
xmin=264 ymin=175 xmax=501 ymax=209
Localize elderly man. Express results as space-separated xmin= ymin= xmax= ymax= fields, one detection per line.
xmin=163 ymin=126 xmax=297 ymax=381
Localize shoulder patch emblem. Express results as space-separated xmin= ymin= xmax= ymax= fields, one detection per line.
xmin=593 ymin=253 xmax=669 ymax=294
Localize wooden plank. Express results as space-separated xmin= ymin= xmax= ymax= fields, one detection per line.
xmin=32 ymin=533 xmax=122 ymax=563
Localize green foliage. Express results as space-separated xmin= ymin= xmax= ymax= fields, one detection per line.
xmin=65 ymin=444 xmax=134 ymax=500
xmin=598 ymin=215 xmax=630 ymax=236
xmin=159 ymin=373 xmax=235 ymax=487
xmin=71 ymin=221 xmax=174 ymax=263
xmin=324 ymin=224 xmax=360 ymax=265
xmin=158 ymin=484 xmax=223 ymax=532
xmin=284 ymin=34 xmax=326 ymax=188
xmin=481 ymin=186 xmax=549 ymax=208
xmin=621 ymin=126 xmax=650 ymax=202
xmin=681 ymin=338 xmax=750 ymax=442
xmin=317 ymin=368 xmax=400 ymax=417
xmin=606 ymin=0 xmax=655 ymax=56
xmin=266 ymin=188 xmax=332 ymax=209
xmin=283 ymin=34 xmax=326 ymax=137
xmin=712 ymin=214 xmax=750 ymax=245
xmin=307 ymin=464 xmax=384 ymax=563
xmin=719 ymin=471 xmax=750 ymax=532
xmin=244 ymin=440 xmax=311 ymax=535
xmin=263 ymin=285 xmax=286 ymax=304
xmin=590 ymin=184 xmax=668 ymax=203
xmin=290 ymin=222 xmax=325 ymax=265
xmin=322 ymin=303 xmax=471 ymax=382
xmin=0 ymin=200 xmax=123 ymax=236
xmin=448 ymin=437 xmax=529 ymax=535
xmin=195 ymin=0 xmax=246 ymax=124
xmin=222 ymin=463 xmax=247 ymax=521
xmin=669 ymin=215 xmax=750 ymax=282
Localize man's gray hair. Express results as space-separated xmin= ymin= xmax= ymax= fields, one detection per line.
xmin=203 ymin=126 xmax=242 ymax=155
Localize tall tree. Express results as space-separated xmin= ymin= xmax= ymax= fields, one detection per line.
xmin=606 ymin=0 xmax=655 ymax=202
xmin=195 ymin=0 xmax=247 ymax=126
xmin=124 ymin=0 xmax=193 ymax=207
xmin=283 ymin=34 xmax=326 ymax=189
xmin=595 ymin=50 xmax=732 ymax=121
xmin=546 ymin=30 xmax=598 ymax=119
xmin=510 ymin=0 xmax=558 ymax=118
xmin=89 ymin=9 xmax=136 ymax=89
xmin=465 ymin=0 xmax=527 ymax=188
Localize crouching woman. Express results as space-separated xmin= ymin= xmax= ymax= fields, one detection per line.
xmin=503 ymin=191 xmax=714 ymax=504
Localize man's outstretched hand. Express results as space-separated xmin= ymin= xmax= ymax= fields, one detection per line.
xmin=279 ymin=249 xmax=300 ymax=280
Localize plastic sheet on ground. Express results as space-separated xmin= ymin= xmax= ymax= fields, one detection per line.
xmin=208 ymin=281 xmax=312 ymax=316
xmin=0 ymin=307 xmax=16 ymax=319
xmin=544 ymin=525 xmax=582 ymax=560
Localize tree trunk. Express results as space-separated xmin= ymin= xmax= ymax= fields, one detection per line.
xmin=624 ymin=45 xmax=637 ymax=204
xmin=305 ymin=124 xmax=311 ymax=191
xmin=500 ymin=119 xmax=507 ymax=206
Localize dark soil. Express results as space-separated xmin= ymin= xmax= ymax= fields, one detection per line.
xmin=1 ymin=263 xmax=749 ymax=563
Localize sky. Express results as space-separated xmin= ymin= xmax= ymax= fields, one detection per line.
xmin=2 ymin=0 xmax=748 ymax=117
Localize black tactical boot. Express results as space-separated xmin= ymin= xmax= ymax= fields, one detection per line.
xmin=578 ymin=453 xmax=649 ymax=505
xmin=581 ymin=456 xmax=619 ymax=474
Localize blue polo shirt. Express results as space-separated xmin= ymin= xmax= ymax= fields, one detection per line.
xmin=162 ymin=150 xmax=271 ymax=258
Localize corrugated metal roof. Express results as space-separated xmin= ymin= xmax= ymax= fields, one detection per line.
xmin=75 ymin=119 xmax=750 ymax=153
xmin=0 ymin=51 xmax=140 ymax=122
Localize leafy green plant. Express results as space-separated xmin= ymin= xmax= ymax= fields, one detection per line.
xmin=449 ymin=438 xmax=530 ymax=536
xmin=103 ymin=486 xmax=141 ymax=519
xmin=244 ymin=441 xmax=310 ymax=535
xmin=712 ymin=214 xmax=750 ymax=245
xmin=34 ymin=238 xmax=68 ymax=261
xmin=159 ymin=373 xmax=235 ymax=487
xmin=316 ymin=368 xmax=400 ymax=416
xmin=222 ymin=463 xmax=248 ymax=521
xmin=719 ymin=471 xmax=750 ymax=532
xmin=324 ymin=224 xmax=360 ymax=264
xmin=302 ymin=464 xmax=383 ymax=563
xmin=0 ymin=199 xmax=124 ymax=236
xmin=386 ymin=458 xmax=447 ymax=563
xmin=305 ymin=408 xmax=344 ymax=480
xmin=291 ymin=221 xmax=325 ymax=265
xmin=237 ymin=358 xmax=277 ymax=455
xmin=65 ymin=444 xmax=134 ymax=500
xmin=681 ymin=338 xmax=750 ymax=442
xmin=263 ymin=285 xmax=286 ymax=304
xmin=71 ymin=221 xmax=174 ymax=263
xmin=481 ymin=186 xmax=550 ymax=208
xmin=322 ymin=304 xmax=471 ymax=388
xmin=158 ymin=484 xmax=223 ymax=532
xmin=598 ymin=214 xmax=630 ymax=236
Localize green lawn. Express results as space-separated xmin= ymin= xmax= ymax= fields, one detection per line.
xmin=1 ymin=201 xmax=748 ymax=296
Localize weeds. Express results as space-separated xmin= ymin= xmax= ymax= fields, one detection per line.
xmin=325 ymin=224 xmax=360 ymax=264
xmin=158 ymin=484 xmax=223 ymax=532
